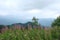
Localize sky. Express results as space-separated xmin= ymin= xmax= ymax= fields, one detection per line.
xmin=0 ymin=0 xmax=60 ymax=20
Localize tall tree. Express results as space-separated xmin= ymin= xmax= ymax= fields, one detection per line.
xmin=32 ymin=17 xmax=39 ymax=26
xmin=51 ymin=16 xmax=60 ymax=27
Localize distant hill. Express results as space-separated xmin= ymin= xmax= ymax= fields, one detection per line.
xmin=0 ymin=17 xmax=54 ymax=26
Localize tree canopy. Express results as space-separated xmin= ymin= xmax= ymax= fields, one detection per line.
xmin=32 ymin=17 xmax=39 ymax=26
xmin=51 ymin=16 xmax=60 ymax=27
xmin=0 ymin=25 xmax=5 ymax=29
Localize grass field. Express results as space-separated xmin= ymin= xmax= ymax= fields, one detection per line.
xmin=0 ymin=27 xmax=60 ymax=40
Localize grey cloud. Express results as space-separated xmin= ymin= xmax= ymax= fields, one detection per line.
xmin=19 ymin=0 xmax=55 ymax=10
xmin=0 ymin=0 xmax=59 ymax=10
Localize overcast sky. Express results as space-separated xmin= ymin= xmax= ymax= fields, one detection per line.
xmin=0 ymin=0 xmax=60 ymax=19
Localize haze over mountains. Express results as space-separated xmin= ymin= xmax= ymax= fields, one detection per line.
xmin=0 ymin=0 xmax=60 ymax=27
xmin=0 ymin=16 xmax=54 ymax=26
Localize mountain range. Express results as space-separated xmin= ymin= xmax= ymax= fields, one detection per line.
xmin=0 ymin=16 xmax=54 ymax=26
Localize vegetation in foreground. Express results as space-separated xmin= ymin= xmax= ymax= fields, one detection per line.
xmin=0 ymin=27 xmax=60 ymax=40
xmin=0 ymin=16 xmax=60 ymax=40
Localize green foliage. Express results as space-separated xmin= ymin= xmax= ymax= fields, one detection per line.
xmin=52 ymin=16 xmax=60 ymax=27
xmin=0 ymin=27 xmax=60 ymax=40
xmin=32 ymin=17 xmax=39 ymax=26
xmin=0 ymin=25 xmax=4 ymax=29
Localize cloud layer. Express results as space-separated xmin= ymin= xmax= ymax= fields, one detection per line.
xmin=0 ymin=0 xmax=60 ymax=19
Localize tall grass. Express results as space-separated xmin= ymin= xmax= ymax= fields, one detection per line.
xmin=0 ymin=27 xmax=60 ymax=40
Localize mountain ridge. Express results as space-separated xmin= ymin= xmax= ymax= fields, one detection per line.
xmin=0 ymin=17 xmax=54 ymax=26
